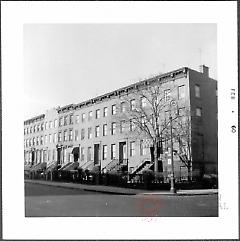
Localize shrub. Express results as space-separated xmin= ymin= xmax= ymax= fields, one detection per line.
xmin=142 ymin=170 xmax=154 ymax=184
xmin=106 ymin=172 xmax=128 ymax=187
xmin=154 ymin=172 xmax=164 ymax=183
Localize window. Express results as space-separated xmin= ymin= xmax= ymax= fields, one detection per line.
xmin=96 ymin=109 xmax=100 ymax=119
xmin=121 ymin=102 xmax=126 ymax=112
xmin=164 ymin=89 xmax=171 ymax=102
xmin=195 ymin=85 xmax=200 ymax=98
xmin=111 ymin=144 xmax=116 ymax=159
xmin=88 ymin=111 xmax=93 ymax=121
xmin=37 ymin=124 xmax=40 ymax=132
xmin=130 ymin=142 xmax=135 ymax=156
xmin=75 ymin=115 xmax=80 ymax=124
xmin=41 ymin=123 xmax=44 ymax=131
xmin=112 ymin=105 xmax=116 ymax=115
xmin=88 ymin=127 xmax=92 ymax=139
xmin=45 ymin=122 xmax=48 ymax=130
xmin=103 ymin=124 xmax=107 ymax=136
xmin=37 ymin=137 xmax=39 ymax=146
xmin=81 ymin=147 xmax=85 ymax=161
xmin=178 ymin=85 xmax=185 ymax=99
xmin=49 ymin=121 xmax=53 ymax=129
xmin=140 ymin=97 xmax=147 ymax=108
xmin=33 ymin=137 xmax=35 ymax=146
xmin=69 ymin=129 xmax=73 ymax=141
xmin=49 ymin=134 xmax=52 ymax=143
xmin=70 ymin=114 xmax=73 ymax=124
xmin=130 ymin=99 xmax=136 ymax=110
xmin=52 ymin=150 xmax=55 ymax=161
xmin=64 ymin=130 xmax=68 ymax=142
xmin=140 ymin=140 xmax=147 ymax=155
xmin=103 ymin=107 xmax=108 ymax=117
xmin=82 ymin=113 xmax=86 ymax=122
xmin=111 ymin=122 xmax=116 ymax=135
xmin=75 ymin=130 xmax=79 ymax=141
xmin=81 ymin=128 xmax=85 ymax=140
xmin=141 ymin=116 xmax=147 ymax=126
xmin=59 ymin=117 xmax=63 ymax=127
xmin=58 ymin=132 xmax=62 ymax=142
xmin=64 ymin=116 xmax=68 ymax=126
xmin=178 ymin=107 xmax=185 ymax=116
xmin=129 ymin=119 xmax=135 ymax=131
xmin=95 ymin=126 xmax=100 ymax=137
xmin=54 ymin=119 xmax=58 ymax=128
xmin=120 ymin=120 xmax=125 ymax=133
xmin=45 ymin=135 xmax=48 ymax=144
xmin=87 ymin=147 xmax=92 ymax=162
xmin=54 ymin=133 xmax=57 ymax=143
xmin=165 ymin=110 xmax=171 ymax=120
xmin=103 ymin=145 xmax=107 ymax=160
xmin=196 ymin=107 xmax=202 ymax=117
xmin=41 ymin=136 xmax=43 ymax=145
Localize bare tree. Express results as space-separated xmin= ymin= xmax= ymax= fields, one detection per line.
xmin=114 ymin=81 xmax=176 ymax=174
xmin=162 ymin=107 xmax=192 ymax=181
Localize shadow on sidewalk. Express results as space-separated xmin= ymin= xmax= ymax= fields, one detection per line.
xmin=25 ymin=182 xmax=111 ymax=197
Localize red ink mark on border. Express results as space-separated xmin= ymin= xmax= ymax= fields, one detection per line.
xmin=137 ymin=195 xmax=161 ymax=217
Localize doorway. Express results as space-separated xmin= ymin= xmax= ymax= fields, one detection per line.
xmin=94 ymin=144 xmax=100 ymax=165
xmin=119 ymin=142 xmax=126 ymax=164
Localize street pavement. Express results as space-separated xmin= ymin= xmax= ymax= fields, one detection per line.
xmin=25 ymin=182 xmax=218 ymax=217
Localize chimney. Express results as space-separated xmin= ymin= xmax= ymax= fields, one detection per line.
xmin=199 ymin=65 xmax=209 ymax=77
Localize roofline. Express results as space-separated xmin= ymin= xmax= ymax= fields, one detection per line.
xmin=25 ymin=67 xmax=189 ymax=119
xmin=72 ymin=67 xmax=188 ymax=111
xmin=24 ymin=114 xmax=45 ymax=125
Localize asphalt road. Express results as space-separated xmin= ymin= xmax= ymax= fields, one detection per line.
xmin=25 ymin=182 xmax=218 ymax=217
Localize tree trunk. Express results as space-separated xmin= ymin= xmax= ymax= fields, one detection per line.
xmin=154 ymin=141 xmax=158 ymax=173
xmin=187 ymin=160 xmax=191 ymax=182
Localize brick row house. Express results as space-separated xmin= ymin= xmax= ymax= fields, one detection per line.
xmin=24 ymin=65 xmax=218 ymax=180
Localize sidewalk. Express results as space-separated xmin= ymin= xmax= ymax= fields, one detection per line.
xmin=25 ymin=179 xmax=218 ymax=196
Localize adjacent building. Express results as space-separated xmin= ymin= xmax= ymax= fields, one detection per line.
xmin=24 ymin=65 xmax=218 ymax=180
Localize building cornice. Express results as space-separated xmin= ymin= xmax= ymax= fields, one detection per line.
xmin=24 ymin=114 xmax=45 ymax=125
xmin=24 ymin=67 xmax=188 ymax=120
xmin=74 ymin=67 xmax=188 ymax=110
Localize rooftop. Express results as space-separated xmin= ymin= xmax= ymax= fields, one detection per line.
xmin=24 ymin=66 xmax=194 ymax=124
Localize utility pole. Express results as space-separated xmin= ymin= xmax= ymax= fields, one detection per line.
xmin=169 ymin=115 xmax=176 ymax=193
xmin=169 ymin=100 xmax=176 ymax=193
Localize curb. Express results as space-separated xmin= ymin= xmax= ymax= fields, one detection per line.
xmin=138 ymin=191 xmax=218 ymax=196
xmin=25 ymin=180 xmax=218 ymax=196
xmin=25 ymin=180 xmax=139 ymax=195
xmin=83 ymin=189 xmax=137 ymax=195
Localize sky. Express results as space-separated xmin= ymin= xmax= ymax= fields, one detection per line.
xmin=24 ymin=24 xmax=217 ymax=119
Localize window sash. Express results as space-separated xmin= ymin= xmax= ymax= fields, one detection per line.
xmin=103 ymin=145 xmax=107 ymax=160
xmin=103 ymin=107 xmax=108 ymax=117
xmin=195 ymin=85 xmax=200 ymax=98
xmin=111 ymin=144 xmax=116 ymax=159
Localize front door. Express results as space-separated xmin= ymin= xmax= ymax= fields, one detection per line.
xmin=119 ymin=142 xmax=126 ymax=164
xmin=57 ymin=148 xmax=61 ymax=165
xmin=94 ymin=144 xmax=100 ymax=165
xmin=31 ymin=151 xmax=35 ymax=166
